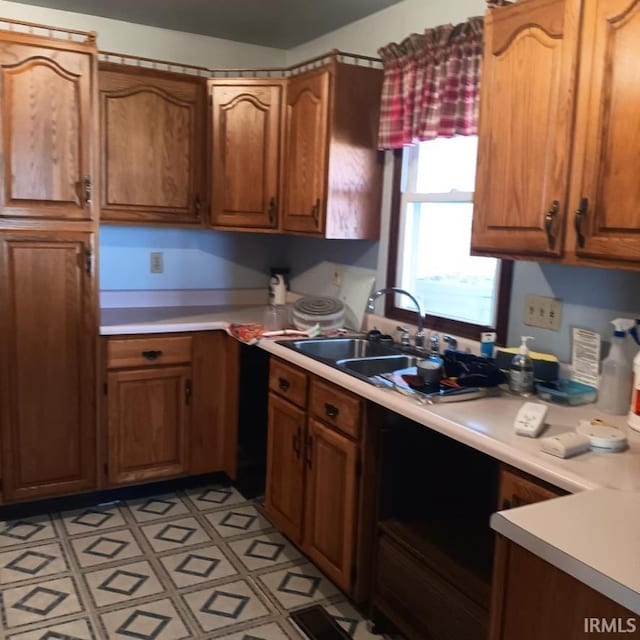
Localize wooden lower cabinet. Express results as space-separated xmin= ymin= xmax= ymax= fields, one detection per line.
xmin=265 ymin=393 xmax=305 ymax=544
xmin=107 ymin=366 xmax=191 ymax=484
xmin=103 ymin=332 xmax=239 ymax=487
xmin=490 ymin=537 xmax=638 ymax=640
xmin=265 ymin=359 xmax=368 ymax=596
xmin=304 ymin=418 xmax=358 ymax=589
xmin=0 ymin=231 xmax=97 ymax=502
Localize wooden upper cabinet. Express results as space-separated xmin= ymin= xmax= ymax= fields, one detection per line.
xmin=0 ymin=231 xmax=97 ymax=502
xmin=210 ymin=80 xmax=283 ymax=230
xmin=283 ymin=70 xmax=329 ymax=235
xmin=0 ymin=38 xmax=96 ymax=224
xmin=472 ymin=0 xmax=581 ymax=257
xmin=99 ymin=64 xmax=206 ymax=225
xmin=283 ymin=62 xmax=383 ymax=238
xmin=567 ymin=0 xmax=640 ymax=263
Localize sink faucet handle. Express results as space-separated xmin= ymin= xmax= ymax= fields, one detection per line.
xmin=414 ymin=328 xmax=426 ymax=349
xmin=396 ymin=326 xmax=410 ymax=346
xmin=443 ymin=334 xmax=458 ymax=351
xmin=430 ymin=333 xmax=440 ymax=357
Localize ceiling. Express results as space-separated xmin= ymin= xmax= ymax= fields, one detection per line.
xmin=6 ymin=0 xmax=405 ymax=48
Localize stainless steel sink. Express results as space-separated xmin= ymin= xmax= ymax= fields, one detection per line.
xmin=336 ymin=354 xmax=418 ymax=378
xmin=286 ymin=337 xmax=399 ymax=361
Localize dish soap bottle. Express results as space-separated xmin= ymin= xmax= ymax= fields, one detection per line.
xmin=509 ymin=336 xmax=534 ymax=396
xmin=597 ymin=318 xmax=634 ymax=415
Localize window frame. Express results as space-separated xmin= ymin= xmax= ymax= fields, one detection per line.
xmin=385 ymin=148 xmax=513 ymax=345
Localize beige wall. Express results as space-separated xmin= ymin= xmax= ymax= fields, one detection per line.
xmin=0 ymin=0 xmax=286 ymax=67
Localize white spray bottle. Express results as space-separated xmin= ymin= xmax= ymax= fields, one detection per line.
xmin=628 ymin=319 xmax=640 ymax=431
xmin=597 ymin=318 xmax=634 ymax=415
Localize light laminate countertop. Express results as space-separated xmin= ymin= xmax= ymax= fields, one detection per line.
xmin=100 ymin=303 xmax=640 ymax=613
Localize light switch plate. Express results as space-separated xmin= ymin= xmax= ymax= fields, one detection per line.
xmin=524 ymin=294 xmax=562 ymax=331
xmin=150 ymin=251 xmax=164 ymax=274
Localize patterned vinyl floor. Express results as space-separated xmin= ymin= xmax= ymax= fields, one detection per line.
xmin=0 ymin=484 xmax=382 ymax=640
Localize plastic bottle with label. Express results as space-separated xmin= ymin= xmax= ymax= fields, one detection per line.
xmin=509 ymin=336 xmax=534 ymax=396
xmin=597 ymin=318 xmax=634 ymax=415
xmin=628 ymin=319 xmax=640 ymax=431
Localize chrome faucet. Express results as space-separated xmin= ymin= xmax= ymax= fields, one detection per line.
xmin=366 ymin=287 xmax=426 ymax=349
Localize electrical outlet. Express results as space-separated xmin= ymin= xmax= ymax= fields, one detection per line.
xmin=524 ymin=294 xmax=563 ymax=331
xmin=150 ymin=251 xmax=164 ymax=274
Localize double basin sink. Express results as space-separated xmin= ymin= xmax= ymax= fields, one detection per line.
xmin=278 ymin=336 xmax=420 ymax=381
xmin=277 ymin=336 xmax=490 ymax=403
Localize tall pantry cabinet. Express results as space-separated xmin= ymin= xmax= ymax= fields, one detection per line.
xmin=0 ymin=28 xmax=98 ymax=502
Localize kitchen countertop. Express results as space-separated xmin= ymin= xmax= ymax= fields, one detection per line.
xmin=491 ymin=489 xmax=640 ymax=615
xmin=100 ymin=303 xmax=640 ymax=612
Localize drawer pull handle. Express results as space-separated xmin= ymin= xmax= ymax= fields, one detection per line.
xmin=310 ymin=198 xmax=320 ymax=224
xmin=142 ymin=350 xmax=163 ymax=360
xmin=501 ymin=498 xmax=512 ymax=510
xmin=325 ymin=403 xmax=339 ymax=418
xmin=278 ymin=377 xmax=290 ymax=391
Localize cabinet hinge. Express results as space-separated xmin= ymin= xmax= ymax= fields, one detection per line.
xmin=355 ymin=458 xmax=362 ymax=478
xmin=103 ymin=462 xmax=108 ymax=476
xmin=85 ymin=245 xmax=93 ymax=275
xmin=350 ymin=565 xmax=357 ymax=585
xmin=103 ymin=382 xmax=108 ymax=395
xmin=185 ymin=379 xmax=192 ymax=406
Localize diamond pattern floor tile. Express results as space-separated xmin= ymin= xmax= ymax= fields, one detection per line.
xmin=140 ymin=517 xmax=211 ymax=552
xmin=100 ymin=598 xmax=191 ymax=640
xmin=70 ymin=529 xmax=143 ymax=568
xmin=6 ymin=617 xmax=95 ymax=639
xmin=257 ymin=563 xmax=340 ymax=610
xmin=0 ymin=542 xmax=68 ymax=584
xmin=84 ymin=559 xmax=165 ymax=608
xmin=0 ymin=485 xmax=385 ymax=639
xmin=59 ymin=505 xmax=126 ymax=536
xmin=228 ymin=532 xmax=304 ymax=572
xmin=2 ymin=576 xmax=83 ymax=628
xmin=159 ymin=544 xmax=238 ymax=589
xmin=182 ymin=578 xmax=271 ymax=633
xmin=0 ymin=516 xmax=56 ymax=548
xmin=184 ymin=485 xmax=246 ymax=512
xmin=204 ymin=506 xmax=272 ymax=538
xmin=127 ymin=494 xmax=190 ymax=523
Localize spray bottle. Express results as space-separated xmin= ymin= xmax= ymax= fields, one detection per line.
xmin=627 ymin=319 xmax=640 ymax=431
xmin=597 ymin=318 xmax=634 ymax=415
xmin=509 ymin=336 xmax=534 ymax=396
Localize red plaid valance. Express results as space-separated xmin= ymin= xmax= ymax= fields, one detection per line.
xmin=377 ymin=16 xmax=483 ymax=149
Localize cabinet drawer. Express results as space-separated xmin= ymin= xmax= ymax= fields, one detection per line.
xmin=498 ymin=467 xmax=564 ymax=510
xmin=310 ymin=379 xmax=361 ymax=439
xmin=269 ymin=359 xmax=308 ymax=408
xmin=106 ymin=336 xmax=192 ymax=369
xmin=375 ymin=532 xmax=487 ymax=640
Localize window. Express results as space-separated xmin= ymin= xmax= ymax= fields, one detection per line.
xmin=387 ymin=136 xmax=512 ymax=342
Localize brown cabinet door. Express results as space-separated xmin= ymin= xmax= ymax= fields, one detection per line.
xmin=472 ymin=0 xmax=581 ymax=257
xmin=99 ymin=65 xmax=205 ymax=225
xmin=0 ymin=41 xmax=95 ymax=223
xmin=210 ymin=81 xmax=282 ymax=229
xmin=498 ymin=467 xmax=564 ymax=510
xmin=568 ymin=0 xmax=640 ymax=263
xmin=107 ymin=365 xmax=191 ymax=484
xmin=303 ymin=418 xmax=359 ymax=592
xmin=282 ymin=70 xmax=329 ymax=234
xmin=0 ymin=231 xmax=97 ymax=502
xmin=265 ymin=393 xmax=306 ymax=544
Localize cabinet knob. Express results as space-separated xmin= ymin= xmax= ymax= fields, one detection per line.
xmin=324 ymin=403 xmax=339 ymax=418
xmin=310 ymin=198 xmax=320 ymax=224
xmin=142 ymin=350 xmax=163 ymax=360
xmin=268 ymin=197 xmax=277 ymax=225
xmin=574 ymin=197 xmax=588 ymax=248
xmin=544 ymin=200 xmax=559 ymax=249
xmin=278 ymin=377 xmax=290 ymax=391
